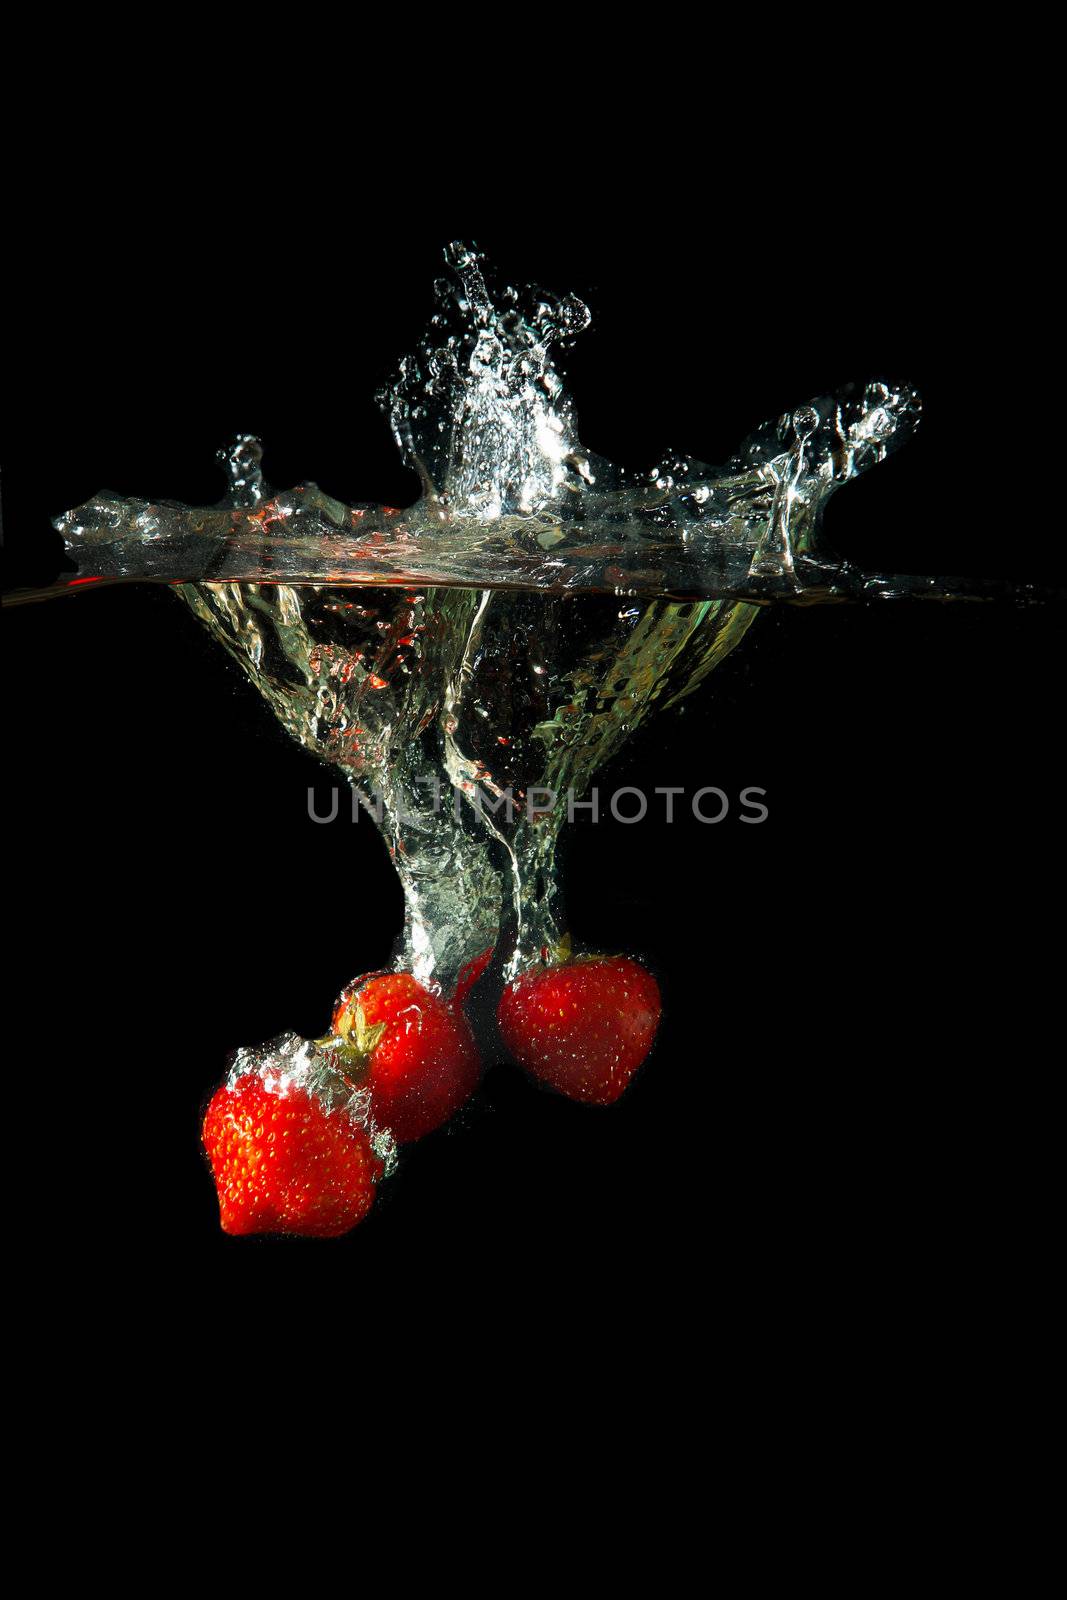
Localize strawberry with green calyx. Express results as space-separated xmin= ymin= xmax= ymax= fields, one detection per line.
xmin=331 ymin=970 xmax=481 ymax=1143
xmin=497 ymin=950 xmax=661 ymax=1106
xmin=202 ymin=1033 xmax=391 ymax=1238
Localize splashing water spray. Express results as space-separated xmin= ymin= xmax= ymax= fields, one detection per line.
xmin=5 ymin=243 xmax=1054 ymax=1237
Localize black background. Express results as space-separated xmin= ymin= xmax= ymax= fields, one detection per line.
xmin=2 ymin=154 xmax=1060 ymax=1356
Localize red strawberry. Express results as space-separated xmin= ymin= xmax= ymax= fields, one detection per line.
xmin=332 ymin=971 xmax=480 ymax=1142
xmin=203 ymin=1047 xmax=381 ymax=1238
xmin=498 ymin=955 xmax=661 ymax=1106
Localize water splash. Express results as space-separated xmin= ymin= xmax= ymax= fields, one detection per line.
xmin=3 ymin=243 xmax=1057 ymax=994
xmin=11 ymin=243 xmax=967 ymax=605
xmin=381 ymin=241 xmax=594 ymax=518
